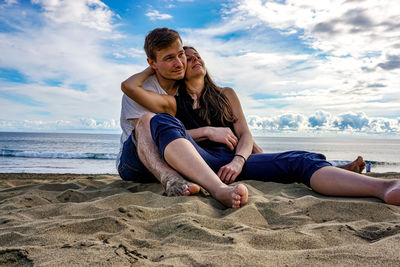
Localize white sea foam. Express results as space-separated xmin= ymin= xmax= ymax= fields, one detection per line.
xmin=1 ymin=149 xmax=117 ymax=160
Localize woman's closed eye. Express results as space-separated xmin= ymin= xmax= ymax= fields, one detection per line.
xmin=187 ymin=55 xmax=201 ymax=62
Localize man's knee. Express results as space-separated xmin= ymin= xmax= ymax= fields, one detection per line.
xmin=135 ymin=113 xmax=155 ymax=140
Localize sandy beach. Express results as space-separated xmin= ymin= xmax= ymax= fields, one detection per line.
xmin=0 ymin=173 xmax=399 ymax=266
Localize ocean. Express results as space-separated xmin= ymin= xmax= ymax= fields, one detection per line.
xmin=0 ymin=132 xmax=399 ymax=174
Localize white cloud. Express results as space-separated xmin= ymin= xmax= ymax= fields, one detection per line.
xmin=0 ymin=0 xmax=146 ymax=129
xmin=247 ymin=111 xmax=400 ymax=136
xmin=145 ymin=9 xmax=172 ymax=20
xmin=0 ymin=118 xmax=119 ymax=132
xmin=31 ymin=0 xmax=115 ymax=32
xmin=4 ymin=0 xmax=18 ymax=5
xmin=114 ymin=47 xmax=145 ymax=59
xmin=1 ymin=0 xmax=399 ymax=136
xmin=235 ymin=0 xmax=400 ymax=57
xmin=179 ymin=0 xmax=400 ymax=126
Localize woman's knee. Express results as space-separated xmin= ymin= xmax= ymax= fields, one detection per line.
xmin=150 ymin=113 xmax=184 ymax=135
xmin=150 ymin=113 xmax=176 ymax=125
xmin=149 ymin=113 xmax=188 ymax=152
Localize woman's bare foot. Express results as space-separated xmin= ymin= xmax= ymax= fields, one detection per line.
xmin=213 ymin=184 xmax=248 ymax=208
xmin=383 ymin=180 xmax=400 ymax=206
xmin=163 ymin=175 xmax=201 ymax=197
xmin=339 ymin=156 xmax=366 ymax=173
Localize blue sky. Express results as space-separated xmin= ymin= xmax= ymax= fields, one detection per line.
xmin=0 ymin=0 xmax=399 ymax=137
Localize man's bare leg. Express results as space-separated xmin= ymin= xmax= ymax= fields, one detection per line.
xmin=337 ymin=156 xmax=366 ymax=173
xmin=164 ymin=138 xmax=248 ymax=208
xmin=135 ymin=113 xmax=200 ymax=196
xmin=310 ymin=166 xmax=400 ymax=206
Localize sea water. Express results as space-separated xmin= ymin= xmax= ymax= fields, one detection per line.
xmin=0 ymin=132 xmax=118 ymax=174
xmin=0 ymin=132 xmax=399 ymax=174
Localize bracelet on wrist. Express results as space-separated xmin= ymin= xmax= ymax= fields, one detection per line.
xmin=234 ymin=154 xmax=247 ymax=164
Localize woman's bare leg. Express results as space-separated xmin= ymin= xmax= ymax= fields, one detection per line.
xmin=310 ymin=166 xmax=400 ymax=205
xmin=163 ymin=138 xmax=248 ymax=208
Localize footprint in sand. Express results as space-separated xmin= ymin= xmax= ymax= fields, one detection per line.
xmin=56 ymin=189 xmax=88 ymax=203
xmin=0 ymin=249 xmax=33 ymax=266
xmin=353 ymin=223 xmax=400 ymax=242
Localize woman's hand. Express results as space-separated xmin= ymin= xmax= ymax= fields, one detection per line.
xmin=217 ymin=156 xmax=245 ymax=184
xmin=207 ymin=127 xmax=238 ymax=151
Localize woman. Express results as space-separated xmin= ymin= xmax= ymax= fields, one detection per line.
xmin=122 ymin=46 xmax=400 ymax=208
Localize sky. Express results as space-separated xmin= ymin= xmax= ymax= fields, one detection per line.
xmin=0 ymin=0 xmax=399 ymax=137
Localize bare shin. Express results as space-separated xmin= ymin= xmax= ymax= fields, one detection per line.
xmin=310 ymin=166 xmax=400 ymax=205
xmin=135 ymin=113 xmax=192 ymax=195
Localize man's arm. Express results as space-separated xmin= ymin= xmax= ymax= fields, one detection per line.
xmin=122 ymin=68 xmax=176 ymax=115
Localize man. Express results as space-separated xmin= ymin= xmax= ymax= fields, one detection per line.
xmin=117 ymin=28 xmax=200 ymax=196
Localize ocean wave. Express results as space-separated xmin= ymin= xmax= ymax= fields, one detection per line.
xmin=330 ymin=160 xmax=399 ymax=168
xmin=0 ymin=149 xmax=117 ymax=160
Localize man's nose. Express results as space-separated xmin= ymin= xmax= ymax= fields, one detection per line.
xmin=174 ymin=57 xmax=183 ymax=67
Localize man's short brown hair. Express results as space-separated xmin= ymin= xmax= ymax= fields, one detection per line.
xmin=144 ymin=28 xmax=182 ymax=61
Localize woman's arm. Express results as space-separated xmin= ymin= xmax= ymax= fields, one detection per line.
xmin=187 ymin=126 xmax=238 ymax=150
xmin=217 ymin=87 xmax=254 ymax=184
xmin=121 ymin=67 xmax=176 ymax=115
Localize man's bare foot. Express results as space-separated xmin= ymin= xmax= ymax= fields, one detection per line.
xmin=339 ymin=156 xmax=366 ymax=174
xmin=213 ymin=184 xmax=248 ymax=208
xmin=163 ymin=175 xmax=200 ymax=197
xmin=383 ymin=180 xmax=400 ymax=206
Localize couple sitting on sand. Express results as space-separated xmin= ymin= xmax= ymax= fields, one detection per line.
xmin=117 ymin=27 xmax=400 ymax=208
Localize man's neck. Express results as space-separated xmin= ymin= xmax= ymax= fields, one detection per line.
xmin=155 ymin=72 xmax=178 ymax=96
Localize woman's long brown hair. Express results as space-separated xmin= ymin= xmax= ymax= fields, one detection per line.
xmin=183 ymin=46 xmax=237 ymax=126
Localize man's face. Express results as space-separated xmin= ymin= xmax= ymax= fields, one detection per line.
xmin=148 ymin=39 xmax=186 ymax=81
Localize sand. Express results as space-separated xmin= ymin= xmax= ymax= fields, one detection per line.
xmin=0 ymin=173 xmax=399 ymax=266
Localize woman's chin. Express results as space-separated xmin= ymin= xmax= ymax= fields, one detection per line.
xmin=187 ymin=69 xmax=206 ymax=78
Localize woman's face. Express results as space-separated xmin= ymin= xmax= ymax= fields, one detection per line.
xmin=185 ymin=48 xmax=206 ymax=80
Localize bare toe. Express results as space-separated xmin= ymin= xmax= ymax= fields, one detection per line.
xmin=213 ymin=184 xmax=248 ymax=208
xmin=188 ymin=184 xmax=201 ymax=195
xmin=165 ymin=177 xmax=200 ymax=197
xmin=235 ymin=184 xmax=248 ymax=207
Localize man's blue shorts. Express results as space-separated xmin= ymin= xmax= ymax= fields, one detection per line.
xmin=117 ymin=133 xmax=158 ymax=183
xmin=150 ymin=113 xmax=332 ymax=187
